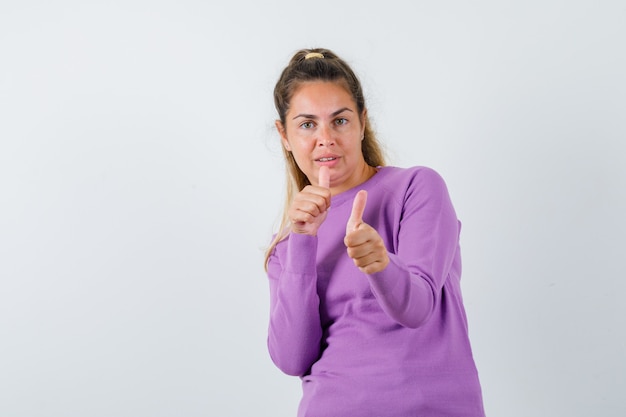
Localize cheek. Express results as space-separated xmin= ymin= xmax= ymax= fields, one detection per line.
xmin=287 ymin=141 xmax=308 ymax=160
xmin=343 ymin=137 xmax=362 ymax=153
xmin=291 ymin=136 xmax=316 ymax=154
xmin=291 ymin=147 xmax=313 ymax=167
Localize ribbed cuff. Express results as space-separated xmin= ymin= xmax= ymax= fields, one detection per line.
xmin=285 ymin=232 xmax=318 ymax=274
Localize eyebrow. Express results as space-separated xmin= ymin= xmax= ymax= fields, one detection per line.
xmin=292 ymin=107 xmax=354 ymax=120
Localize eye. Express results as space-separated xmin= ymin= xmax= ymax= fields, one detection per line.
xmin=335 ymin=118 xmax=348 ymax=126
xmin=300 ymin=121 xmax=315 ymax=129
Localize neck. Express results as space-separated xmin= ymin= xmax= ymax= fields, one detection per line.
xmin=330 ymin=164 xmax=378 ymax=196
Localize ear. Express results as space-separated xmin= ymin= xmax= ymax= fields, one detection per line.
xmin=276 ymin=120 xmax=291 ymax=151
xmin=360 ymin=108 xmax=368 ymax=139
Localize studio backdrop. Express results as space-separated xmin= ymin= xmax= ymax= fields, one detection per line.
xmin=1 ymin=1 xmax=624 ymax=416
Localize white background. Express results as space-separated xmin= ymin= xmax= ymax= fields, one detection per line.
xmin=1 ymin=1 xmax=624 ymax=416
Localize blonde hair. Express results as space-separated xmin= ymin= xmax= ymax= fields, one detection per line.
xmin=264 ymin=48 xmax=386 ymax=269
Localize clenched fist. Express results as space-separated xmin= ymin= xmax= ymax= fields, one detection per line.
xmin=288 ymin=166 xmax=331 ymax=236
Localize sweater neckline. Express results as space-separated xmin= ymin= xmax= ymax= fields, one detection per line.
xmin=330 ymin=166 xmax=390 ymax=207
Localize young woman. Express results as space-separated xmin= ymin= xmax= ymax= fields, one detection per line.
xmin=264 ymin=48 xmax=485 ymax=417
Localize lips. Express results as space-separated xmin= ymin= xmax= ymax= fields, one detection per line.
xmin=315 ymin=154 xmax=340 ymax=162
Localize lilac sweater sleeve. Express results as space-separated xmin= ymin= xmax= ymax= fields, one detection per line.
xmin=368 ymin=168 xmax=460 ymax=328
xmin=266 ymin=233 xmax=322 ymax=376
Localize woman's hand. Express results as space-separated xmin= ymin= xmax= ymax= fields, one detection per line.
xmin=344 ymin=190 xmax=389 ymax=274
xmin=288 ymin=166 xmax=331 ymax=236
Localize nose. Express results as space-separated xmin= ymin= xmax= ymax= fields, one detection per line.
xmin=317 ymin=125 xmax=335 ymax=147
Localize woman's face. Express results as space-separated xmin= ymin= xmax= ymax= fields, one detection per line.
xmin=277 ymin=81 xmax=369 ymax=195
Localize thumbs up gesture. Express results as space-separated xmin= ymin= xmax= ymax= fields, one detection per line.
xmin=288 ymin=166 xmax=332 ymax=236
xmin=344 ymin=190 xmax=390 ymax=274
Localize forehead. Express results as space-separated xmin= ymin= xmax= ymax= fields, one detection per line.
xmin=288 ymin=81 xmax=356 ymax=112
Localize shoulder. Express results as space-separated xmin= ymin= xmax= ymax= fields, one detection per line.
xmin=376 ymin=165 xmax=449 ymax=193
xmin=370 ymin=166 xmax=454 ymax=214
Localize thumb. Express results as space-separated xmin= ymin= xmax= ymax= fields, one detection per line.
xmin=318 ymin=166 xmax=330 ymax=189
xmin=347 ymin=190 xmax=367 ymax=233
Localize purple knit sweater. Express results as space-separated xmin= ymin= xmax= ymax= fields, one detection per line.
xmin=267 ymin=166 xmax=485 ymax=417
